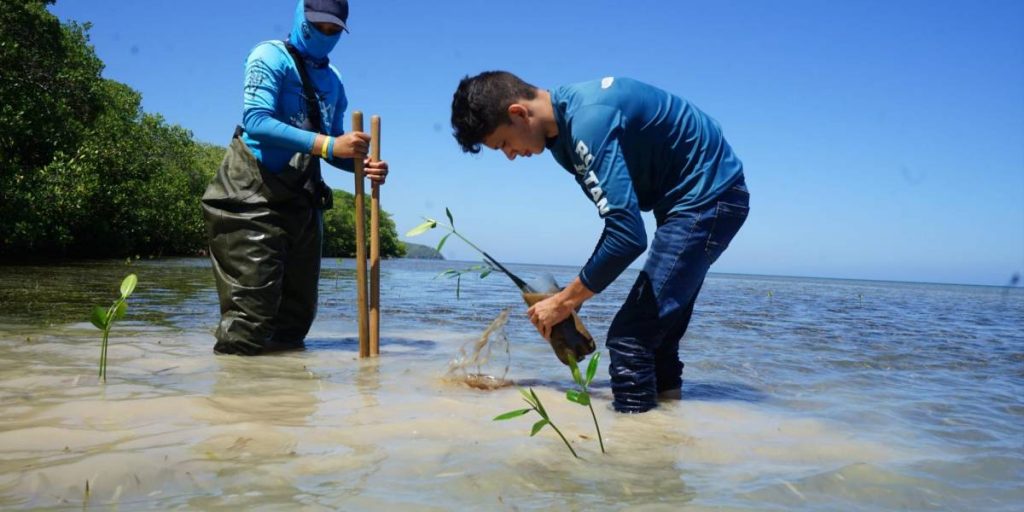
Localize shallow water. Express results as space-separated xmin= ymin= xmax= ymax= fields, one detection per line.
xmin=0 ymin=258 xmax=1022 ymax=510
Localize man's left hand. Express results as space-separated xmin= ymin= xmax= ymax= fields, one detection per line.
xmin=527 ymin=294 xmax=574 ymax=341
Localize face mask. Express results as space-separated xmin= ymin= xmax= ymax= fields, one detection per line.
xmin=288 ymin=0 xmax=341 ymax=64
xmin=298 ymin=21 xmax=340 ymax=60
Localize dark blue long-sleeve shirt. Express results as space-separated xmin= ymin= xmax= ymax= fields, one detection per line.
xmin=545 ymin=77 xmax=744 ymax=293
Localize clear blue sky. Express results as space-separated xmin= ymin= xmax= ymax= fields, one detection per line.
xmin=51 ymin=0 xmax=1024 ymax=286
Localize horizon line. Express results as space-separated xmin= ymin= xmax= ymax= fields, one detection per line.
xmin=425 ymin=257 xmax=1022 ymax=290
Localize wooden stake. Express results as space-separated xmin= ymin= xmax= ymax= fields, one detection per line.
xmin=369 ymin=115 xmax=381 ymax=357
xmin=352 ymin=111 xmax=369 ymax=358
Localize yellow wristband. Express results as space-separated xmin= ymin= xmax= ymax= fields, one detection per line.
xmin=320 ymin=137 xmax=330 ymax=158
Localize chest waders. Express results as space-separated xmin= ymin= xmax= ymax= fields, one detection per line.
xmin=201 ymin=43 xmax=333 ymax=355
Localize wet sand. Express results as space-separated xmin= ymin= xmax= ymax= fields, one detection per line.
xmin=1 ymin=323 xmax=921 ymax=510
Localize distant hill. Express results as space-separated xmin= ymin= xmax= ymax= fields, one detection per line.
xmin=403 ymin=242 xmax=444 ymax=260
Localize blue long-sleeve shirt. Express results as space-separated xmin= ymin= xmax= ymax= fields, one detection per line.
xmin=240 ymin=40 xmax=353 ymax=173
xmin=546 ymin=77 xmax=744 ymax=293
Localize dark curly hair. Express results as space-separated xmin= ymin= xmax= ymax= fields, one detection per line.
xmin=450 ymin=71 xmax=538 ymax=154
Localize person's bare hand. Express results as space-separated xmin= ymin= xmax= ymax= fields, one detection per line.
xmin=332 ymin=131 xmax=370 ymax=159
xmin=527 ymin=294 xmax=573 ymax=341
xmin=364 ymin=159 xmax=389 ymax=185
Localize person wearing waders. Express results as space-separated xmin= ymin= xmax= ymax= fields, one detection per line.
xmin=202 ymin=0 xmax=389 ymax=355
xmin=450 ymin=72 xmax=749 ymax=413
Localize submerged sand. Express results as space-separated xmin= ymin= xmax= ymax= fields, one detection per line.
xmin=0 ymin=321 xmax=924 ymax=510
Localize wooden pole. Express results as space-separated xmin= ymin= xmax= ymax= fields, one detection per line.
xmin=369 ymin=115 xmax=381 ymax=357
xmin=352 ymin=111 xmax=370 ymax=358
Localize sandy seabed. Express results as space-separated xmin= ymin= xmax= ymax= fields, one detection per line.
xmin=0 ymin=321 xmax=926 ymax=511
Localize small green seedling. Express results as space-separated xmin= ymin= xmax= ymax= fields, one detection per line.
xmin=90 ymin=274 xmax=137 ymax=382
xmin=406 ymin=208 xmax=479 ymax=255
xmin=567 ymin=351 xmax=605 ymax=453
xmin=408 ymin=208 xmax=500 ymax=297
xmin=494 ymin=387 xmax=579 ymax=459
xmin=436 ymin=264 xmax=494 ymax=299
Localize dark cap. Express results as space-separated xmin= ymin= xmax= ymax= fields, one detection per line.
xmin=305 ymin=0 xmax=349 ymax=32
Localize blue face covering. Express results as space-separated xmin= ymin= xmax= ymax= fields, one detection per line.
xmin=288 ymin=0 xmax=340 ymax=64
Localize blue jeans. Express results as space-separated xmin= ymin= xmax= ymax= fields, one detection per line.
xmin=607 ymin=176 xmax=750 ymax=412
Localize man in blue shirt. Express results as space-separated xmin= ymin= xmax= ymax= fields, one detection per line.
xmin=451 ymin=71 xmax=749 ymax=412
xmin=202 ymin=0 xmax=389 ymax=355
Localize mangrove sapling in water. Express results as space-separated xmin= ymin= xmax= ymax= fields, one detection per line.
xmin=408 ymin=209 xmax=496 ymax=286
xmin=494 ymin=388 xmax=579 ymax=459
xmin=436 ymin=264 xmax=494 ymax=300
xmin=89 ymin=273 xmax=137 ymax=382
xmin=566 ymin=351 xmax=606 ymax=453
xmin=407 ymin=208 xmax=596 ymax=365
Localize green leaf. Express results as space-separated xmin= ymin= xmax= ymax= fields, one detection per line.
xmin=519 ymin=388 xmax=538 ymax=409
xmin=529 ymin=389 xmax=547 ymax=417
xmin=586 ymin=351 xmax=600 ymax=385
xmin=112 ymin=300 xmax=127 ymax=321
xmin=90 ymin=306 xmax=107 ymax=330
xmin=445 ymin=207 xmax=454 ymax=227
xmin=568 ymin=356 xmax=583 ymax=386
xmin=435 ymin=233 xmax=451 ymax=253
xmin=437 ymin=269 xmax=460 ymax=279
xmin=530 ymin=419 xmax=549 ymax=436
xmin=479 ymin=268 xmax=492 ymax=279
xmin=493 ymin=408 xmax=531 ymax=421
xmin=119 ymin=274 xmax=138 ymax=297
xmin=405 ymin=219 xmax=437 ymax=237
xmin=566 ymin=390 xmax=590 ymax=406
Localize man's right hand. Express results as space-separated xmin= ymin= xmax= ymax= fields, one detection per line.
xmin=333 ymin=131 xmax=370 ymax=159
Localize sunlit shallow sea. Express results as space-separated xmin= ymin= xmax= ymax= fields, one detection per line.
xmin=0 ymin=258 xmax=1021 ymax=510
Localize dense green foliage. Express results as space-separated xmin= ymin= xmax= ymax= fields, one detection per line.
xmin=1 ymin=1 xmax=401 ymax=259
xmin=1 ymin=0 xmax=215 ymax=257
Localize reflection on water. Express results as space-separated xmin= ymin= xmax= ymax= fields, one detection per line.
xmin=0 ymin=258 xmax=1022 ymax=510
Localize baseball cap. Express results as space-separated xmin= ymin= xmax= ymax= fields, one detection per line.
xmin=305 ymin=0 xmax=349 ymax=33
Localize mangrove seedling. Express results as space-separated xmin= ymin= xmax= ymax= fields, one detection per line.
xmin=406 ymin=207 xmax=486 ymax=258
xmin=89 ymin=273 xmax=138 ymax=382
xmin=566 ymin=351 xmax=605 ymax=453
xmin=494 ymin=387 xmax=579 ymax=459
xmin=408 ymin=208 xmax=505 ymax=297
xmin=410 ymin=209 xmax=598 ymax=366
xmin=408 ymin=207 xmax=547 ymax=299
xmin=436 ymin=264 xmax=494 ymax=299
